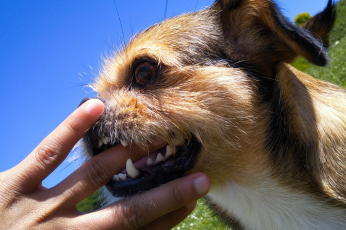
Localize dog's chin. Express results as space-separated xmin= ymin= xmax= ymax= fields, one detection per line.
xmin=104 ymin=136 xmax=201 ymax=197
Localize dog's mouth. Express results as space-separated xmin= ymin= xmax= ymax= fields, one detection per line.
xmin=85 ymin=134 xmax=201 ymax=197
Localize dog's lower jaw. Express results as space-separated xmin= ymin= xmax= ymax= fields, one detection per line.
xmin=104 ymin=136 xmax=201 ymax=197
xmin=207 ymin=179 xmax=346 ymax=230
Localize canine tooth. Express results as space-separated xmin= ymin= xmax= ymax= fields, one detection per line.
xmin=126 ymin=159 xmax=139 ymax=178
xmin=147 ymin=158 xmax=153 ymax=166
xmin=103 ymin=136 xmax=111 ymax=145
xmin=172 ymin=136 xmax=184 ymax=146
xmin=113 ymin=175 xmax=120 ymax=181
xmin=120 ymin=140 xmax=128 ymax=147
xmin=98 ymin=139 xmax=103 ymax=148
xmin=155 ymin=153 xmax=164 ymax=164
xmin=166 ymin=145 xmax=174 ymax=158
xmin=118 ymin=173 xmax=127 ymax=181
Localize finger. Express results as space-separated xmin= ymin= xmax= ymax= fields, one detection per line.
xmin=139 ymin=201 xmax=197 ymax=230
xmin=51 ymin=141 xmax=166 ymax=207
xmin=11 ymin=99 xmax=104 ymax=192
xmin=75 ymin=173 xmax=210 ymax=230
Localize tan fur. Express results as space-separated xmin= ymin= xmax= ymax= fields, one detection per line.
xmin=292 ymin=65 xmax=346 ymax=202
xmin=82 ymin=0 xmax=346 ymax=228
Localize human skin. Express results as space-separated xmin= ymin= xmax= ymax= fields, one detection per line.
xmin=0 ymin=99 xmax=210 ymax=229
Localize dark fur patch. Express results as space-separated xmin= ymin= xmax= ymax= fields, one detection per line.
xmin=226 ymin=0 xmax=242 ymax=10
xmin=81 ymin=0 xmax=344 ymax=227
xmin=214 ymin=0 xmax=243 ymax=10
xmin=270 ymin=3 xmax=328 ymax=66
xmin=302 ymin=0 xmax=336 ymax=48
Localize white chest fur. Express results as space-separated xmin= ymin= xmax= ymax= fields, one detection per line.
xmin=208 ymin=181 xmax=346 ymax=230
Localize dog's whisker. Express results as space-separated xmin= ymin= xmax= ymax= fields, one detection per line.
xmin=75 ymin=0 xmax=346 ymax=228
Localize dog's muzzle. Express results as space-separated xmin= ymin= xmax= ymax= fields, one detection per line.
xmin=80 ymin=97 xmax=202 ymax=197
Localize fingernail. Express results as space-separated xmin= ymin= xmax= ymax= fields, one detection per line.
xmin=85 ymin=99 xmax=104 ymax=117
xmin=193 ymin=175 xmax=210 ymax=195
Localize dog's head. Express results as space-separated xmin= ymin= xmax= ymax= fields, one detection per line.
xmin=80 ymin=0 xmax=335 ymax=198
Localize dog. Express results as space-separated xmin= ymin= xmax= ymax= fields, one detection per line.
xmin=79 ymin=0 xmax=346 ymax=229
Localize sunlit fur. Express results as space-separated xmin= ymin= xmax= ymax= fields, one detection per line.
xmin=82 ymin=0 xmax=346 ymax=229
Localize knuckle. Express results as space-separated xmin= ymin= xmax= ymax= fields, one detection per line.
xmin=171 ymin=186 xmax=185 ymax=206
xmin=84 ymin=159 xmax=111 ymax=188
xmin=0 ymin=174 xmax=13 ymax=203
xmin=35 ymin=142 xmax=61 ymax=169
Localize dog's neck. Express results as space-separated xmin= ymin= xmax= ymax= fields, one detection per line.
xmin=207 ymin=180 xmax=346 ymax=230
xmin=205 ymin=64 xmax=346 ymax=230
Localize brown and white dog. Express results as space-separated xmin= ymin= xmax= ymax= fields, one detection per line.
xmin=79 ymin=0 xmax=346 ymax=229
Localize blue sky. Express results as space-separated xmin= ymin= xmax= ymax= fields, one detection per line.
xmin=0 ymin=0 xmax=331 ymax=188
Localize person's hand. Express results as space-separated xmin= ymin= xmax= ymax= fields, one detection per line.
xmin=0 ymin=99 xmax=211 ymax=229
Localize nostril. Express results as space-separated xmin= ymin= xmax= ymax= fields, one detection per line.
xmin=79 ymin=97 xmax=96 ymax=107
xmin=79 ymin=97 xmax=105 ymax=107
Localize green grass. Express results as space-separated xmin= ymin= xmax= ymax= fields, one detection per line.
xmin=177 ymin=1 xmax=346 ymax=228
xmin=173 ymin=199 xmax=228 ymax=230
xmin=77 ymin=1 xmax=346 ymax=229
xmin=329 ymin=0 xmax=346 ymax=46
xmin=291 ymin=0 xmax=346 ymax=87
xmin=172 ymin=1 xmax=346 ymax=228
xmin=291 ymin=36 xmax=346 ymax=87
xmin=76 ymin=190 xmax=102 ymax=213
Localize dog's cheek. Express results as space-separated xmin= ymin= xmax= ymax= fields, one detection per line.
xmin=173 ymin=68 xmax=272 ymax=186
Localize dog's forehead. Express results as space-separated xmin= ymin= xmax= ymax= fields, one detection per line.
xmin=123 ymin=10 xmax=220 ymax=66
xmin=92 ymin=10 xmax=223 ymax=94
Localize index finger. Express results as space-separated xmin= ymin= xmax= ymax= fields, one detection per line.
xmin=11 ymin=99 xmax=104 ymax=193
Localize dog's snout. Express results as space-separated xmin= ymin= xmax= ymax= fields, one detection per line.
xmin=79 ymin=97 xmax=105 ymax=107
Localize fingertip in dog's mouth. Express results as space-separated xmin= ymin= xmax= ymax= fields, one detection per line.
xmin=87 ymin=134 xmax=201 ymax=197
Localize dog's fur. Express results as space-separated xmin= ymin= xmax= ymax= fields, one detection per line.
xmin=80 ymin=0 xmax=346 ymax=229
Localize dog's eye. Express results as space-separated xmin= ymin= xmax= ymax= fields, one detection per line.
xmin=134 ymin=62 xmax=157 ymax=86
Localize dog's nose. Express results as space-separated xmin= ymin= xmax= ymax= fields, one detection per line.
xmin=79 ymin=97 xmax=105 ymax=107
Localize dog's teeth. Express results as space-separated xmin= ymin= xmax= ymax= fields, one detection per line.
xmin=103 ymin=136 xmax=111 ymax=145
xmin=172 ymin=136 xmax=184 ymax=146
xmin=118 ymin=173 xmax=127 ymax=181
xmin=147 ymin=158 xmax=153 ymax=166
xmin=98 ymin=139 xmax=103 ymax=148
xmin=126 ymin=159 xmax=139 ymax=179
xmin=113 ymin=175 xmax=120 ymax=181
xmin=120 ymin=140 xmax=128 ymax=147
xmin=165 ymin=145 xmax=174 ymax=158
xmin=155 ymin=153 xmax=164 ymax=164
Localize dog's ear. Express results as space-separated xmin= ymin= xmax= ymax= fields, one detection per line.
xmin=302 ymin=0 xmax=336 ymax=48
xmin=211 ymin=0 xmax=335 ymax=76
